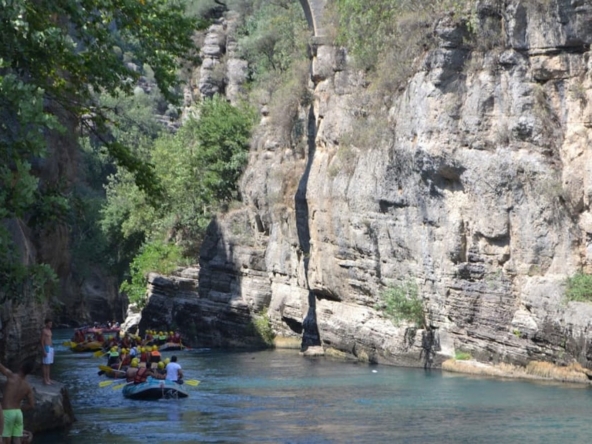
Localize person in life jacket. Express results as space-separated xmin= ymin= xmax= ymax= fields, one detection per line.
xmin=149 ymin=345 xmax=161 ymax=368
xmin=137 ymin=347 xmax=147 ymax=363
xmin=73 ymin=329 xmax=85 ymax=343
xmin=133 ymin=364 xmax=164 ymax=384
xmin=126 ymin=358 xmax=139 ymax=382
xmin=120 ymin=348 xmax=131 ymax=367
xmin=145 ymin=330 xmax=153 ymax=344
xmin=133 ymin=365 xmax=151 ymax=384
xmin=156 ymin=361 xmax=166 ymax=376
xmin=107 ymin=347 xmax=120 ymax=367
xmin=172 ymin=332 xmax=182 ymax=344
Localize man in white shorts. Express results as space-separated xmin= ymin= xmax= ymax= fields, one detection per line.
xmin=40 ymin=318 xmax=54 ymax=385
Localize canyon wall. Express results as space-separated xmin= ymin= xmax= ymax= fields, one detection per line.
xmin=141 ymin=1 xmax=592 ymax=370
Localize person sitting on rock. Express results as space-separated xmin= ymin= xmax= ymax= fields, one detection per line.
xmin=0 ymin=360 xmax=35 ymax=444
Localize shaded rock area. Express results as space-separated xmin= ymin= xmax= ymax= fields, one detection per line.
xmin=0 ymin=301 xmax=48 ymax=370
xmin=138 ymin=261 xmax=272 ymax=348
xmin=0 ymin=376 xmax=75 ymax=434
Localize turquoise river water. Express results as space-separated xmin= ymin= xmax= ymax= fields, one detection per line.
xmin=35 ymin=329 xmax=592 ymax=443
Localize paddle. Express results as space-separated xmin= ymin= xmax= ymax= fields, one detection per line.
xmin=99 ymin=380 xmax=115 ymax=388
xmin=62 ymin=341 xmax=77 ymax=347
xmin=98 ymin=364 xmax=114 ymax=373
xmin=110 ymin=379 xmax=200 ymax=390
xmin=93 ymin=349 xmax=107 ymax=358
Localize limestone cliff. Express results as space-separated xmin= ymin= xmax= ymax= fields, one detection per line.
xmin=141 ymin=1 xmax=592 ymax=371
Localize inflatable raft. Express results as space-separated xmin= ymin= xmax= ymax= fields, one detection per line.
xmin=122 ymin=378 xmax=189 ymax=400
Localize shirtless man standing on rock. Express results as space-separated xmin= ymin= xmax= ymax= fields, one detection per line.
xmin=40 ymin=319 xmax=54 ymax=385
xmin=0 ymin=360 xmax=35 ymax=444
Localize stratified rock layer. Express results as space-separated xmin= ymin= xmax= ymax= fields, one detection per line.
xmin=141 ymin=2 xmax=592 ymax=371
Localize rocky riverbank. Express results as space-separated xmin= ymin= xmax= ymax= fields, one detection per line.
xmin=0 ymin=375 xmax=75 ymax=434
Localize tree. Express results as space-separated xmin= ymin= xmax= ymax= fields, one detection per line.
xmin=0 ymin=0 xmax=197 ymax=300
xmin=103 ymin=95 xmax=256 ymax=255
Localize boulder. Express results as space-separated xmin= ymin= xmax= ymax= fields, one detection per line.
xmin=0 ymin=375 xmax=75 ymax=434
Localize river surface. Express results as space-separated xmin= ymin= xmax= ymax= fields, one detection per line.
xmin=36 ymin=329 xmax=592 ymax=443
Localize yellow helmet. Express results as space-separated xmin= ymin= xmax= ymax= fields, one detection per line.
xmin=164 ymin=358 xmax=170 ymax=365
xmin=158 ymin=361 xmax=165 ymax=369
xmin=169 ymin=331 xmax=174 ymax=335
xmin=159 ymin=331 xmax=163 ymax=335
xmin=131 ymin=358 xmax=139 ymax=368
xmin=111 ymin=346 xmax=117 ymax=352
xmin=152 ymin=345 xmax=158 ymax=351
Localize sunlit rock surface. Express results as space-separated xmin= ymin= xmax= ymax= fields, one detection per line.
xmin=137 ymin=2 xmax=592 ymax=371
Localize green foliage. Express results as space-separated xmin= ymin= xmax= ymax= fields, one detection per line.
xmin=120 ymin=241 xmax=186 ymax=305
xmin=238 ymin=0 xmax=308 ymax=83
xmin=102 ymin=96 xmax=256 ymax=257
xmin=565 ymin=272 xmax=592 ymax=303
xmin=237 ymin=1 xmax=309 ymax=143
xmin=0 ymin=227 xmax=58 ymax=303
xmin=376 ymin=281 xmax=424 ymax=327
xmin=189 ymin=96 xmax=257 ymax=202
xmin=332 ymin=0 xmax=485 ymax=87
xmin=333 ymin=0 xmax=400 ymax=69
xmin=455 ymin=351 xmax=472 ymax=361
xmin=0 ymin=0 xmax=197 ymax=301
xmin=249 ymin=311 xmax=276 ymax=346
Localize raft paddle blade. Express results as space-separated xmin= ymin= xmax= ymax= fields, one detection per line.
xmin=185 ymin=380 xmax=200 ymax=387
xmin=99 ymin=380 xmax=114 ymax=388
xmin=112 ymin=382 xmax=127 ymax=390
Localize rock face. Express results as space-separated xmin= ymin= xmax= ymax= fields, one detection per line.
xmin=0 ymin=376 xmax=75 ymax=434
xmin=139 ymin=266 xmax=271 ymax=347
xmin=0 ymin=300 xmax=49 ymax=369
xmin=140 ymin=2 xmax=592 ymax=371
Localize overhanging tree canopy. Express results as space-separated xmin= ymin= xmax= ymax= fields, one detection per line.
xmin=0 ymin=0 xmax=197 ymax=298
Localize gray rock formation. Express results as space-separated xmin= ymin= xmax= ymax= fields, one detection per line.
xmin=138 ymin=265 xmax=271 ymax=347
xmin=0 ymin=376 xmax=75 ymax=434
xmin=136 ymin=2 xmax=592 ymax=372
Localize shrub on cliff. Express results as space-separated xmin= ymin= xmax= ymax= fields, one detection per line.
xmin=248 ymin=311 xmax=276 ymax=347
xmin=120 ymin=241 xmax=187 ymax=305
xmin=376 ymin=282 xmax=424 ymax=327
xmin=565 ymin=272 xmax=592 ymax=303
xmin=102 ymin=96 xmax=256 ymax=258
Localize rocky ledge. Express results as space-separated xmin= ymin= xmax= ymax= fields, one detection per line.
xmin=442 ymin=359 xmax=592 ymax=385
xmin=0 ymin=375 xmax=75 ymax=434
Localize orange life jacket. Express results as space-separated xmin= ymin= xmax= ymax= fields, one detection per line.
xmin=134 ymin=366 xmax=149 ymax=384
